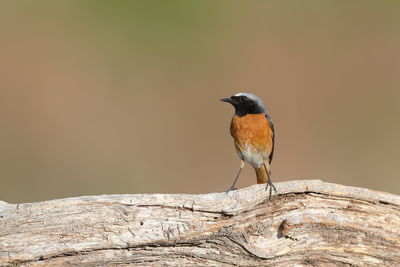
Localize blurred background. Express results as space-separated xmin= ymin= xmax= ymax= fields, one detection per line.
xmin=1 ymin=1 xmax=399 ymax=203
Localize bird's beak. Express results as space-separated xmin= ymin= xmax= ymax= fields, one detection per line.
xmin=220 ymin=97 xmax=232 ymax=103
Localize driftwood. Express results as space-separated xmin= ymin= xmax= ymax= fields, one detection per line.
xmin=0 ymin=180 xmax=399 ymax=266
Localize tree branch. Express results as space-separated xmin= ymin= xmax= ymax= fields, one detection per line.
xmin=1 ymin=180 xmax=399 ymax=266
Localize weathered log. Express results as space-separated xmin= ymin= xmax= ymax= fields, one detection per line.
xmin=0 ymin=180 xmax=399 ymax=266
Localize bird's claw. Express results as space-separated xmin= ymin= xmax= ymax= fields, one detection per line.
xmin=226 ymin=187 xmax=238 ymax=194
xmin=265 ymin=182 xmax=277 ymax=200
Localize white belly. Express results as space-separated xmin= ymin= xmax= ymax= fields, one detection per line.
xmin=236 ymin=143 xmax=267 ymax=169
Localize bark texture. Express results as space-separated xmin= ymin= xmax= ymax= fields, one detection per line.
xmin=0 ymin=180 xmax=399 ymax=266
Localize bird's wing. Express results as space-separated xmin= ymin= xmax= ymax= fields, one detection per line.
xmin=265 ymin=113 xmax=275 ymax=164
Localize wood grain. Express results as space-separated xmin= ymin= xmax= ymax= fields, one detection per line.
xmin=1 ymin=180 xmax=399 ymax=266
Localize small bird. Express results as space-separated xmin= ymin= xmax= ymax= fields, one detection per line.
xmin=221 ymin=92 xmax=276 ymax=198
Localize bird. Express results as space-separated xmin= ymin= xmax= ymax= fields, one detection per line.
xmin=220 ymin=92 xmax=276 ymax=198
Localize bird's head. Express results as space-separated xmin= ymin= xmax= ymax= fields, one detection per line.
xmin=220 ymin=92 xmax=266 ymax=117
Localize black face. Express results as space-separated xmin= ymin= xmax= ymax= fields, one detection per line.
xmin=220 ymin=95 xmax=264 ymax=117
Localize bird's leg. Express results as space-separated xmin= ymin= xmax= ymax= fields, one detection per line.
xmin=263 ymin=162 xmax=277 ymax=199
xmin=227 ymin=160 xmax=245 ymax=192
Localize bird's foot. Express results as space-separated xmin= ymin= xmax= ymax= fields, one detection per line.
xmin=265 ymin=181 xmax=277 ymax=200
xmin=226 ymin=187 xmax=238 ymax=194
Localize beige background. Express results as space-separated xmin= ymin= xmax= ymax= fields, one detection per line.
xmin=1 ymin=1 xmax=399 ymax=203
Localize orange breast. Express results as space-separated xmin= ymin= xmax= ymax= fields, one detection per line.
xmin=230 ymin=114 xmax=273 ymax=161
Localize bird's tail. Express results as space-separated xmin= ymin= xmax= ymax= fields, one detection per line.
xmin=255 ymin=163 xmax=270 ymax=184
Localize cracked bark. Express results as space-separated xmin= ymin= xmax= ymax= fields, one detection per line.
xmin=0 ymin=180 xmax=399 ymax=266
